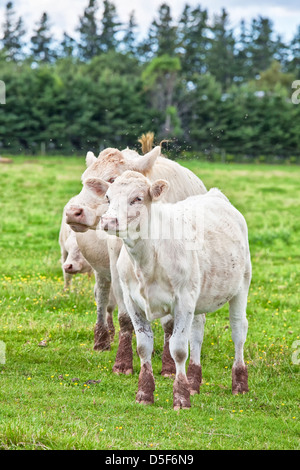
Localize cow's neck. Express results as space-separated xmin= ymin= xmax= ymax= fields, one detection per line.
xmin=123 ymin=205 xmax=166 ymax=282
xmin=124 ymin=236 xmax=156 ymax=282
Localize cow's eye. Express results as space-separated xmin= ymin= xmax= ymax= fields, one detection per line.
xmin=108 ymin=177 xmax=115 ymax=183
xmin=130 ymin=197 xmax=142 ymax=205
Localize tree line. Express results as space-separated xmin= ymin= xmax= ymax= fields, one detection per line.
xmin=0 ymin=0 xmax=299 ymax=161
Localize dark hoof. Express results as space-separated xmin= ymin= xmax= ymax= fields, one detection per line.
xmin=136 ymin=363 xmax=155 ymax=405
xmin=136 ymin=391 xmax=154 ymax=405
xmin=232 ymin=364 xmax=249 ymax=395
xmin=112 ymin=331 xmax=133 ymax=375
xmin=161 ymin=339 xmax=176 ymax=377
xmin=187 ymin=362 xmax=202 ymax=395
xmin=93 ymin=323 xmax=111 ymax=351
xmin=173 ymin=373 xmax=191 ymax=410
xmin=113 ymin=364 xmax=133 ymax=375
xmin=107 ymin=314 xmax=115 ymax=343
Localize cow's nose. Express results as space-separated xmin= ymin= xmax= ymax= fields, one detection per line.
xmin=73 ymin=208 xmax=83 ymax=217
xmin=66 ymin=206 xmax=85 ymax=224
xmin=64 ymin=263 xmax=73 ymax=272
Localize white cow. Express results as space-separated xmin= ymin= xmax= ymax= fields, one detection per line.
xmin=84 ymin=171 xmax=251 ymax=409
xmin=59 ymin=204 xmax=93 ymax=290
xmin=61 ymin=196 xmax=116 ymax=348
xmin=66 ymin=145 xmax=207 ymax=377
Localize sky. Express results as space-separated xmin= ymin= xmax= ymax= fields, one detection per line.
xmin=0 ymin=0 xmax=299 ymax=43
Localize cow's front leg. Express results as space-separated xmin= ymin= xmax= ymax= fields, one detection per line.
xmin=106 ymin=288 xmax=116 ymax=343
xmin=61 ymin=249 xmax=73 ymax=290
xmin=93 ymin=272 xmax=111 ymax=351
xmin=112 ymin=310 xmax=134 ymax=375
xmin=170 ymin=297 xmax=194 ymax=410
xmin=130 ymin=309 xmax=155 ymax=405
xmin=110 ymin=256 xmax=134 ymax=375
xmin=160 ymin=315 xmax=176 ymax=377
xmin=63 ymin=272 xmax=73 ymax=291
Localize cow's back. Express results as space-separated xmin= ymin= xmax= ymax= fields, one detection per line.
xmin=146 ymin=157 xmax=207 ymax=203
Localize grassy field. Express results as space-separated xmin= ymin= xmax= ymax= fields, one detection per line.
xmin=0 ymin=156 xmax=299 ymax=450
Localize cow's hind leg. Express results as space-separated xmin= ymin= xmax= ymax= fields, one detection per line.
xmin=187 ymin=313 xmax=206 ymax=395
xmin=229 ymin=283 xmax=249 ymax=395
xmin=112 ymin=310 xmax=134 ymax=375
xmin=110 ymin=257 xmax=134 ymax=375
xmin=170 ymin=295 xmax=194 ymax=410
xmin=160 ymin=315 xmax=176 ymax=377
xmin=106 ymin=292 xmax=116 ymax=343
xmin=63 ymin=272 xmax=73 ymax=290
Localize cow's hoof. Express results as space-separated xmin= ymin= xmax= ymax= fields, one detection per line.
xmin=187 ymin=362 xmax=202 ymax=395
xmin=136 ymin=392 xmax=154 ymax=405
xmin=136 ymin=363 xmax=155 ymax=405
xmin=173 ymin=374 xmax=191 ymax=410
xmin=232 ymin=364 xmax=249 ymax=395
xmin=161 ymin=341 xmax=176 ymax=377
xmin=93 ymin=323 xmax=111 ymax=351
xmin=112 ymin=332 xmax=133 ymax=375
xmin=113 ymin=364 xmax=133 ymax=375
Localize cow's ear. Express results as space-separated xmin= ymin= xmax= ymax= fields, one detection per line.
xmin=149 ymin=179 xmax=169 ymax=201
xmin=84 ymin=177 xmax=109 ymax=197
xmin=86 ymin=151 xmax=97 ymax=167
xmin=130 ymin=146 xmax=161 ymax=174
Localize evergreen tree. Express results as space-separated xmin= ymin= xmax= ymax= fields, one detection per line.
xmin=183 ymin=74 xmax=223 ymax=153
xmin=234 ymin=20 xmax=252 ymax=82
xmin=86 ymin=51 xmax=140 ymax=80
xmin=142 ymin=3 xmax=178 ymax=58
xmin=0 ymin=3 xmax=299 ymax=159
xmin=137 ymin=34 xmax=153 ymax=62
xmin=248 ymin=17 xmax=276 ymax=77
xmin=178 ymin=4 xmax=209 ymax=78
xmin=123 ymin=11 xmax=138 ymax=55
xmin=31 ymin=12 xmax=56 ymax=62
xmin=288 ymin=26 xmax=300 ymax=78
xmin=99 ymin=0 xmax=121 ymax=52
xmin=273 ymin=34 xmax=288 ymax=70
xmin=77 ymin=0 xmax=101 ymax=60
xmin=206 ymin=9 xmax=236 ymax=90
xmin=60 ymin=32 xmax=77 ymax=58
xmin=1 ymin=1 xmax=25 ymax=61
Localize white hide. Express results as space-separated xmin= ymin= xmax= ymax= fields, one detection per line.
xmin=88 ymin=171 xmax=251 ymax=406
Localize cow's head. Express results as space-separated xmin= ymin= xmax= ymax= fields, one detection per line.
xmin=63 ymin=232 xmax=92 ymax=274
xmin=66 ymin=146 xmax=161 ymax=232
xmin=84 ymin=170 xmax=169 ymax=239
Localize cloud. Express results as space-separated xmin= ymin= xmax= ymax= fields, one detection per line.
xmin=16 ymin=0 xmax=85 ymax=39
xmin=2 ymin=0 xmax=299 ymax=43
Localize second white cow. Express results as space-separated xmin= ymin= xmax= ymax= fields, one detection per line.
xmin=59 ymin=206 xmax=93 ymax=289
xmin=61 ymin=196 xmax=116 ymax=347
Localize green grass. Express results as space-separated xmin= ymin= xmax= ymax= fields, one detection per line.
xmin=0 ymin=156 xmax=299 ymax=450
